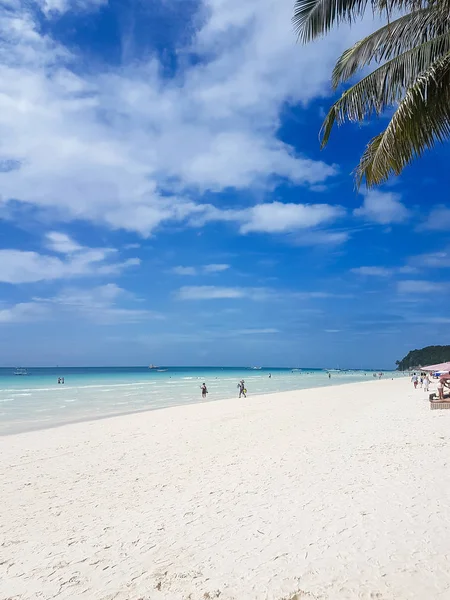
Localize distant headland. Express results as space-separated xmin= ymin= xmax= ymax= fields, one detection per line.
xmin=396 ymin=345 xmax=450 ymax=371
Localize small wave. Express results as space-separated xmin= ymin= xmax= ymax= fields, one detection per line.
xmin=0 ymin=381 xmax=160 ymax=394
xmin=0 ymin=398 xmax=13 ymax=403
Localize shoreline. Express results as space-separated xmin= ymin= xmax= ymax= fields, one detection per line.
xmin=0 ymin=374 xmax=403 ymax=437
xmin=2 ymin=377 xmax=448 ymax=600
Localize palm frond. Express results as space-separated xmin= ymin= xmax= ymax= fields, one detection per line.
xmin=355 ymin=52 xmax=450 ymax=186
xmin=321 ymin=32 xmax=450 ymax=146
xmin=332 ymin=8 xmax=450 ymax=86
xmin=355 ymin=132 xmax=385 ymax=185
xmin=293 ymin=0 xmax=425 ymax=42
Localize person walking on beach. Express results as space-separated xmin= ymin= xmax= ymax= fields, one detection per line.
xmin=411 ymin=374 xmax=418 ymax=389
xmin=424 ymin=375 xmax=430 ymax=392
xmin=238 ymin=380 xmax=246 ymax=398
xmin=200 ymin=383 xmax=208 ymax=399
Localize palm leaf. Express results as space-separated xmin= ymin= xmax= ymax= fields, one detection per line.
xmin=321 ymin=32 xmax=450 ymax=146
xmin=293 ymin=0 xmax=424 ymax=42
xmin=355 ymin=132 xmax=385 ymax=185
xmin=294 ymin=0 xmax=368 ymax=42
xmin=355 ymin=52 xmax=450 ymax=186
xmin=332 ymin=7 xmax=450 ymax=86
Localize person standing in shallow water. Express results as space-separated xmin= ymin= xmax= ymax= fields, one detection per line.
xmin=238 ymin=380 xmax=246 ymax=398
xmin=200 ymin=383 xmax=208 ymax=399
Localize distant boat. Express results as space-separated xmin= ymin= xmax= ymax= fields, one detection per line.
xmin=148 ymin=364 xmax=159 ymax=369
xmin=157 ymin=369 xmax=168 ymax=372
xmin=13 ymin=368 xmax=28 ymax=376
xmin=251 ymin=366 xmax=262 ymax=370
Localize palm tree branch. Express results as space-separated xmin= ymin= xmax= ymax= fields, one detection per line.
xmin=320 ymin=32 xmax=450 ymax=146
xmin=355 ymin=52 xmax=450 ymax=187
xmin=293 ymin=0 xmax=426 ymax=42
xmin=332 ymin=7 xmax=450 ymax=86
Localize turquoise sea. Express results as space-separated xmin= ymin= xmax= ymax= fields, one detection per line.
xmin=0 ymin=366 xmax=401 ymax=435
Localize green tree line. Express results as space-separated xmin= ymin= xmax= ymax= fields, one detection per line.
xmin=396 ymin=345 xmax=450 ymax=371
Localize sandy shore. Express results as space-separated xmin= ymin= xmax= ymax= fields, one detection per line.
xmin=1 ymin=377 xmax=449 ymax=600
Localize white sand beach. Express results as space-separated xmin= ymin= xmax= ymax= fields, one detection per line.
xmin=1 ymin=377 xmax=450 ymax=600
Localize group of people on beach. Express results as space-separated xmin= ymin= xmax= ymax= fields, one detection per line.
xmin=411 ymin=372 xmax=448 ymax=400
xmin=200 ymin=379 xmax=248 ymax=400
xmin=411 ymin=373 xmax=431 ymax=392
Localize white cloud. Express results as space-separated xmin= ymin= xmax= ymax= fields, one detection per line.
xmin=293 ymin=291 xmax=350 ymax=299
xmin=171 ymin=263 xmax=230 ymax=276
xmin=417 ymin=316 xmax=450 ymax=324
xmin=176 ymin=285 xmax=339 ymax=301
xmin=177 ymin=286 xmax=245 ymax=300
xmin=39 ymin=0 xmax=107 ymax=17
xmin=420 ymin=206 xmax=450 ymax=231
xmin=410 ymin=250 xmax=450 ymax=268
xmin=35 ymin=283 xmax=161 ymax=323
xmin=397 ymin=280 xmax=447 ymax=294
xmin=239 ymin=328 xmax=279 ymax=334
xmin=46 ymin=231 xmax=82 ymax=254
xmin=189 ymin=202 xmax=344 ymax=240
xmin=203 ymin=263 xmax=230 ymax=273
xmin=239 ymin=202 xmax=344 ymax=234
xmin=0 ymin=301 xmax=48 ymax=323
xmin=295 ymin=230 xmax=350 ymax=246
xmin=0 ymin=233 xmax=139 ymax=283
xmin=0 ymin=250 xmax=68 ymax=284
xmin=351 ymin=266 xmax=393 ymax=277
xmin=352 ymin=265 xmax=417 ymax=276
xmin=176 ymin=285 xmax=274 ymax=300
xmin=354 ymin=191 xmax=410 ymax=225
xmin=0 ymin=0 xmax=376 ymax=237
xmin=172 ymin=266 xmax=198 ymax=276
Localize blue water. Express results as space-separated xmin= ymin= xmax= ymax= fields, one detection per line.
xmin=0 ymin=366 xmax=400 ymax=435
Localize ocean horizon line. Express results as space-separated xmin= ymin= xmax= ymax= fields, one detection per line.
xmin=0 ymin=365 xmax=393 ymax=371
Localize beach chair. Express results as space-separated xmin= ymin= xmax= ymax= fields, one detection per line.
xmin=429 ymin=391 xmax=450 ymax=409
xmin=430 ymin=401 xmax=450 ymax=410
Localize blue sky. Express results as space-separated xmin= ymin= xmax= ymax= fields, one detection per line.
xmin=0 ymin=0 xmax=449 ymax=368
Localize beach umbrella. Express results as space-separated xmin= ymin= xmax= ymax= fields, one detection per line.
xmin=421 ymin=361 xmax=450 ymax=372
